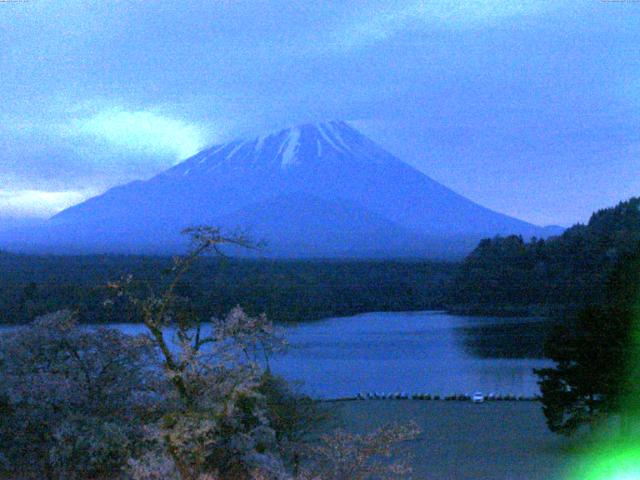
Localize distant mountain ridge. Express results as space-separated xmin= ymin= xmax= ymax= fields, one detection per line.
xmin=1 ymin=121 xmax=563 ymax=258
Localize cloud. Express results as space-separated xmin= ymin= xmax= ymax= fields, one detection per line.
xmin=337 ymin=0 xmax=560 ymax=49
xmin=0 ymin=103 xmax=222 ymax=219
xmin=67 ymin=107 xmax=210 ymax=163
xmin=0 ymin=189 xmax=89 ymax=219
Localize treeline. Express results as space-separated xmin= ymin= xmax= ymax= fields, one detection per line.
xmin=5 ymin=198 xmax=638 ymax=325
xmin=448 ymin=197 xmax=640 ymax=316
xmin=0 ymin=254 xmax=453 ymax=324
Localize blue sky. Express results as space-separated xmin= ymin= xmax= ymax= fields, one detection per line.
xmin=1 ymin=0 xmax=639 ymax=226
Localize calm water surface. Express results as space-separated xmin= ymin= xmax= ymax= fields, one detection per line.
xmin=1 ymin=311 xmax=551 ymax=399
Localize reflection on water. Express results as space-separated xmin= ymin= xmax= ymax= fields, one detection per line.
xmin=268 ymin=311 xmax=551 ymax=398
xmin=456 ymin=317 xmax=555 ymax=359
xmin=0 ymin=311 xmax=552 ymax=399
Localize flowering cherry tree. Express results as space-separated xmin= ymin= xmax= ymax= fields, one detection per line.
xmin=110 ymin=228 xmax=291 ymax=479
xmin=0 ymin=227 xmax=421 ymax=480
xmin=0 ymin=310 xmax=161 ymax=479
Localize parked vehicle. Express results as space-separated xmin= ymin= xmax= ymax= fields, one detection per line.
xmin=472 ymin=392 xmax=485 ymax=403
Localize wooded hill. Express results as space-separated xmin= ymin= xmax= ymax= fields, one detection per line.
xmin=0 ymin=255 xmax=452 ymax=324
xmin=448 ymin=197 xmax=640 ymax=316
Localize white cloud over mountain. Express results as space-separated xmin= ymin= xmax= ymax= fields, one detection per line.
xmin=0 ymin=189 xmax=89 ymax=219
xmin=68 ymin=108 xmax=209 ymax=162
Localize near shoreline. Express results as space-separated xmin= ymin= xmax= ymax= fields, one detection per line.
xmin=333 ymin=400 xmax=578 ymax=480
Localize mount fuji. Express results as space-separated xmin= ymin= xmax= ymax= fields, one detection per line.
xmin=2 ymin=121 xmax=562 ymax=258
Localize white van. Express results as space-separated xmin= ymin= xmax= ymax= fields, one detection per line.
xmin=472 ymin=392 xmax=485 ymax=403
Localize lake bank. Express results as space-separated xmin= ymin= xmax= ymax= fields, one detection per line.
xmin=333 ymin=400 xmax=578 ymax=480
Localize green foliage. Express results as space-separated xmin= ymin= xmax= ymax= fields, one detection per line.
xmin=534 ymin=249 xmax=640 ymax=435
xmin=449 ymin=197 xmax=640 ymax=315
xmin=534 ymin=307 xmax=627 ymax=434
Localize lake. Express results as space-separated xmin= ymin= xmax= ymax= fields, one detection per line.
xmin=268 ymin=311 xmax=552 ymax=398
xmin=0 ymin=311 xmax=550 ymax=399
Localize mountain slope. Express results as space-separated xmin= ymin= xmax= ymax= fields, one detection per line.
xmin=2 ymin=121 xmax=562 ymax=258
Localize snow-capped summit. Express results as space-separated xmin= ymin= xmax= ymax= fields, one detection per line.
xmin=2 ymin=121 xmax=562 ymax=258
xmin=166 ymin=121 xmax=395 ymax=177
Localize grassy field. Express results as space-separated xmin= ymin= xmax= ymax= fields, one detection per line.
xmin=333 ymin=400 xmax=581 ymax=480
